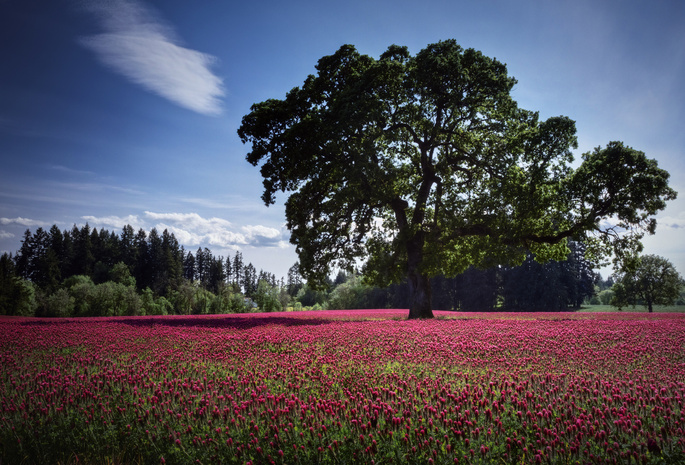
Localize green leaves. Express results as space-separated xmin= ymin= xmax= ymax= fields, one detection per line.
xmin=238 ymin=41 xmax=677 ymax=315
xmin=611 ymin=254 xmax=685 ymax=311
xmin=562 ymin=142 xmax=677 ymax=265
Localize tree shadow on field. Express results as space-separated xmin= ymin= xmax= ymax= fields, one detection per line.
xmin=16 ymin=315 xmax=335 ymax=330
xmin=118 ymin=315 xmax=335 ymax=330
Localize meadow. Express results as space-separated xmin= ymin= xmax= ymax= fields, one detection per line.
xmin=1 ymin=310 xmax=684 ymax=464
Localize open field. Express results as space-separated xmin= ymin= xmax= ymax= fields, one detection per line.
xmin=577 ymin=305 xmax=685 ymax=313
xmin=1 ymin=310 xmax=684 ymax=464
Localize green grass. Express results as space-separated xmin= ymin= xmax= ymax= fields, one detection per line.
xmin=578 ymin=304 xmax=685 ymax=313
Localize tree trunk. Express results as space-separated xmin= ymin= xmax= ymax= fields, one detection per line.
xmin=648 ymin=301 xmax=653 ymax=313
xmin=407 ymin=268 xmax=433 ymax=319
xmin=393 ymin=189 xmax=435 ymax=319
xmin=406 ymin=235 xmax=434 ymax=319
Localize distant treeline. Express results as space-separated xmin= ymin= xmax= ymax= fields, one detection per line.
xmin=0 ymin=224 xmax=293 ymax=317
xmin=1 ymin=224 xmax=598 ymax=317
xmin=319 ymin=241 xmax=597 ymax=312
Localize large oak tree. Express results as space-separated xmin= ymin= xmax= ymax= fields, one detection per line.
xmin=238 ymin=40 xmax=677 ymax=319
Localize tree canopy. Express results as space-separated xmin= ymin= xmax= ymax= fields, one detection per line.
xmin=238 ymin=40 xmax=677 ymax=319
xmin=611 ymin=255 xmax=685 ymax=312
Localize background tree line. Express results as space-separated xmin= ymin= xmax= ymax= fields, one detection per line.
xmin=589 ymin=255 xmax=685 ymax=312
xmin=296 ymin=241 xmax=598 ymax=312
xmin=2 ymin=224 xmax=682 ymax=317
xmin=0 ymin=224 xmax=292 ymax=317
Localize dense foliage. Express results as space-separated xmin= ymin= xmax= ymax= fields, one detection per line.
xmin=0 ymin=224 xmax=287 ymax=317
xmin=1 ymin=311 xmax=684 ymax=464
xmin=1 ymin=224 xmax=603 ymax=317
xmin=238 ymin=40 xmax=677 ymax=318
xmin=611 ymin=255 xmax=685 ymax=312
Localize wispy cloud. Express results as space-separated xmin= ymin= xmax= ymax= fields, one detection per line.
xmin=47 ymin=165 xmax=98 ymax=177
xmin=179 ymin=197 xmax=262 ymax=211
xmin=79 ymin=0 xmax=224 ymax=115
xmin=54 ymin=181 xmax=146 ymax=196
xmin=0 ymin=217 xmax=50 ymax=228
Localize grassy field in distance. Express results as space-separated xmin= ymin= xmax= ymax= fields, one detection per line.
xmin=577 ymin=304 xmax=685 ymax=313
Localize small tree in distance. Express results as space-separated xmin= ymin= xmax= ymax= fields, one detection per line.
xmin=611 ymin=255 xmax=684 ymax=312
xmin=238 ymin=40 xmax=677 ymax=319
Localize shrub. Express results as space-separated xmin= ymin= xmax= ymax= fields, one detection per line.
xmin=39 ymin=288 xmax=74 ymax=317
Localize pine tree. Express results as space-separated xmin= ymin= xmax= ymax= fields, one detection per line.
xmin=14 ymin=229 xmax=34 ymax=281
xmin=195 ymin=247 xmax=207 ymax=287
xmin=72 ymin=224 xmax=95 ymax=277
xmin=286 ymin=263 xmax=303 ymax=297
xmin=232 ymin=251 xmax=244 ymax=290
xmin=49 ymin=225 xmax=67 ymax=277
xmin=134 ymin=228 xmax=149 ymax=290
xmin=183 ymin=249 xmax=196 ymax=281
xmin=242 ymin=263 xmax=257 ymax=297
xmin=224 ymin=255 xmax=233 ymax=286
xmin=147 ymin=228 xmax=165 ymax=294
xmin=119 ymin=225 xmax=138 ymax=272
xmin=208 ymin=256 xmax=227 ymax=294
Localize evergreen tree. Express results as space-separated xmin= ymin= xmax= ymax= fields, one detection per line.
xmin=133 ymin=228 xmax=149 ymax=290
xmin=224 ymin=255 xmax=233 ymax=287
xmin=104 ymin=229 xmax=122 ymax=266
xmin=286 ymin=263 xmax=303 ymax=297
xmin=60 ymin=227 xmax=74 ymax=280
xmin=159 ymin=229 xmax=182 ymax=293
xmin=242 ymin=262 xmax=257 ymax=297
xmin=14 ymin=228 xmax=60 ymax=292
xmin=119 ymin=225 xmax=138 ymax=272
xmin=146 ymin=228 xmax=163 ymax=293
xmin=183 ymin=249 xmax=196 ymax=281
xmin=502 ymin=255 xmax=558 ymax=310
xmin=90 ymin=227 xmax=102 ymax=265
xmin=14 ymin=229 xmax=34 ymax=281
xmin=49 ymin=225 xmax=69 ymax=279
xmin=451 ymin=267 xmax=499 ymax=311
xmin=195 ymin=247 xmax=208 ymax=287
xmin=208 ymin=256 xmax=227 ymax=294
xmin=72 ymin=224 xmax=95 ymax=277
xmin=232 ymin=251 xmax=244 ymax=290
xmin=561 ymin=241 xmax=597 ymax=308
xmin=0 ymin=253 xmax=15 ymax=314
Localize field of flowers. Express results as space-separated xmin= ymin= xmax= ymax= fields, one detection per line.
xmin=1 ymin=310 xmax=684 ymax=464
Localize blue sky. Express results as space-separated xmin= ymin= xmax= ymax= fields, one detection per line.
xmin=1 ymin=0 xmax=684 ymax=281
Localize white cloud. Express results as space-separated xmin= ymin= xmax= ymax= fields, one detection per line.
xmin=1 ymin=212 xmax=288 ymax=255
xmin=0 ymin=217 xmax=49 ymax=228
xmin=241 ymin=224 xmax=286 ymax=247
xmin=143 ymin=211 xmax=288 ymax=249
xmin=81 ymin=214 xmax=145 ymax=230
xmin=79 ymin=0 xmax=224 ymax=115
xmin=144 ymin=211 xmax=233 ymax=232
xmin=657 ymin=212 xmax=685 ymax=230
